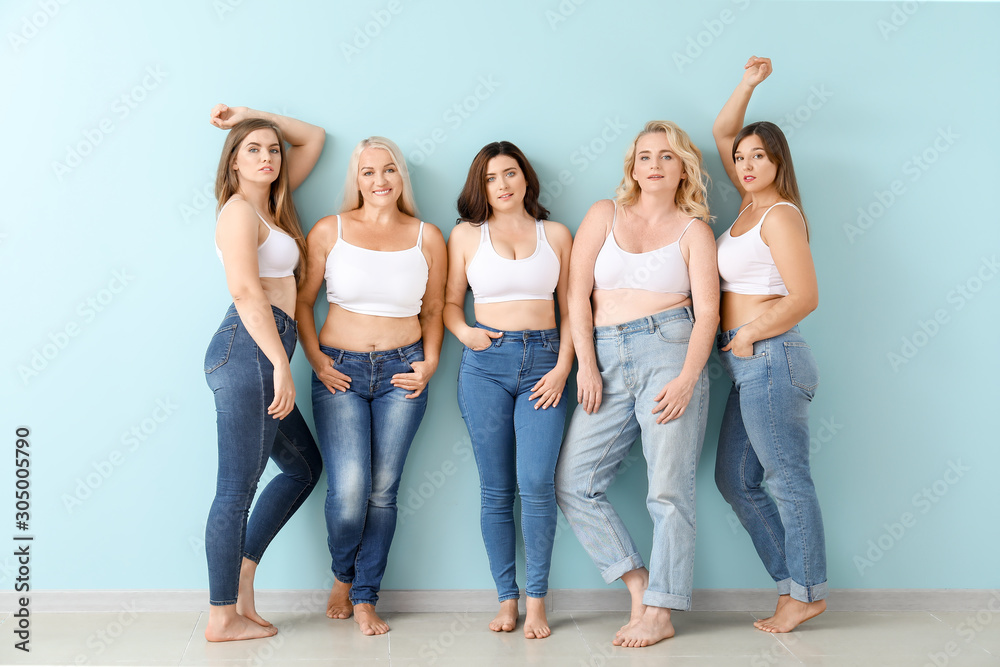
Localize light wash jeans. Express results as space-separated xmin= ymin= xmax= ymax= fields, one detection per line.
xmin=714 ymin=325 xmax=827 ymax=602
xmin=312 ymin=340 xmax=428 ymax=606
xmin=555 ymin=306 xmax=708 ymax=611
xmin=457 ymin=324 xmax=566 ymax=601
xmin=203 ymin=304 xmax=323 ymax=606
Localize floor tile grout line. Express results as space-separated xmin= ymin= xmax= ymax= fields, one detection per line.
xmin=179 ymin=610 xmax=202 ymax=663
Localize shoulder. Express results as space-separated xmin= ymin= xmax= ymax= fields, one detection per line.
xmin=761 ymin=203 xmax=806 ymax=234
xmin=307 ymin=214 xmax=338 ymax=241
xmin=586 ymin=198 xmax=616 ymax=218
xmin=217 ymin=197 xmax=257 ymax=225
xmin=449 ymin=220 xmax=480 ymax=244
xmin=579 ymin=199 xmax=615 ymax=232
xmin=684 ymin=218 xmax=716 ymax=242
xmin=542 ymin=220 xmax=573 ymax=248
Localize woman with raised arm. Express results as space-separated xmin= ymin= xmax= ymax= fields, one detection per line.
xmin=444 ymin=141 xmax=574 ymax=639
xmin=296 ymin=137 xmax=446 ymax=636
xmin=555 ymin=121 xmax=719 ymax=648
xmin=203 ymin=105 xmax=325 ymax=642
xmin=712 ymin=57 xmax=826 ymax=633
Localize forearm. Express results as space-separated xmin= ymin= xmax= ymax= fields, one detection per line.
xmin=443 ymin=302 xmax=473 ymax=341
xmin=554 ymin=309 xmax=576 ymax=374
xmin=568 ymin=293 xmax=597 ymax=370
xmin=294 ymin=299 xmax=326 ymax=372
xmin=714 ymin=81 xmax=754 ymax=139
xmin=741 ymin=294 xmax=816 ymax=343
xmin=246 ymin=108 xmax=323 ymax=147
xmin=677 ymin=313 xmax=719 ymax=384
xmin=419 ymin=308 xmax=445 ymax=369
xmin=232 ymin=293 xmax=288 ymax=369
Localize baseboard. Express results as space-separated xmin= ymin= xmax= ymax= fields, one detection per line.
xmin=3 ymin=589 xmax=998 ymax=613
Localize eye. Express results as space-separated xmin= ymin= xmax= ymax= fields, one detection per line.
xmin=735 ymin=156 xmax=743 ymax=161
xmin=506 ymin=170 xmax=515 ymax=177
xmin=386 ymin=167 xmax=395 ymax=173
xmin=661 ymin=154 xmax=672 ymax=160
xmin=270 ymin=148 xmax=279 ymax=154
xmin=639 ymin=156 xmax=649 ymax=161
xmin=249 ymin=147 xmax=258 ymax=153
xmin=362 ymin=170 xmax=373 ymax=176
xmin=754 ymin=153 xmax=764 ymax=159
xmin=486 ymin=176 xmax=495 ymax=182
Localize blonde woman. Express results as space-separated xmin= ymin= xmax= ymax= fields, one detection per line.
xmin=555 ymin=121 xmax=719 ymax=647
xmin=296 ymin=137 xmax=447 ymax=636
xmin=204 ymin=105 xmax=325 ymax=642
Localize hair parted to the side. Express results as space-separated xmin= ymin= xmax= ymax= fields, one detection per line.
xmin=732 ymin=121 xmax=810 ymax=240
xmin=615 ymin=120 xmax=711 ymax=223
xmin=340 ymin=136 xmax=419 ymax=217
xmin=214 ymin=118 xmax=308 ymax=282
xmin=456 ymin=141 xmax=549 ymax=225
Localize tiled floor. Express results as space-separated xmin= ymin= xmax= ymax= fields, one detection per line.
xmin=2 ymin=609 xmax=999 ymax=666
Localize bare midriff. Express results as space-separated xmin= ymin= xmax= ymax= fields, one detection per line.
xmin=261 ymin=276 xmax=297 ymax=319
xmin=720 ymin=292 xmax=782 ymax=332
xmin=319 ymin=304 xmax=422 ymax=352
xmin=474 ymin=300 xmax=557 ymax=332
xmin=592 ymin=289 xmax=692 ymax=327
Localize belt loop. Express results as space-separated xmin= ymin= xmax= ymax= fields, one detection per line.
xmin=646 ymin=316 xmax=655 ymax=333
xmin=336 ymin=349 xmax=345 ymax=365
xmin=685 ymin=305 xmax=694 ymax=322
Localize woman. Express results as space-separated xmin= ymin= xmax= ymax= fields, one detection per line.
xmin=204 ymin=105 xmax=325 ymax=642
xmin=712 ymin=57 xmax=827 ymax=633
xmin=296 ymin=136 xmax=447 ymax=636
xmin=444 ymin=141 xmax=575 ymax=639
xmin=555 ymin=121 xmax=719 ymax=648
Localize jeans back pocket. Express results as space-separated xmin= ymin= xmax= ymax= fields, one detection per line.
xmin=784 ymin=341 xmax=819 ymax=397
xmin=204 ymin=324 xmax=238 ymax=373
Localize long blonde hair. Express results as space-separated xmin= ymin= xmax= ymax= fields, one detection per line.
xmin=340 ymin=136 xmax=419 ymax=217
xmin=214 ymin=118 xmax=308 ymax=281
xmin=616 ymin=120 xmax=711 ymax=222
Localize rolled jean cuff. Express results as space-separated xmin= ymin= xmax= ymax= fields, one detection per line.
xmin=775 ymin=577 xmax=792 ymax=596
xmin=209 ymin=598 xmax=237 ymax=607
xmin=351 ymin=598 xmax=377 ymax=606
xmin=525 ymin=590 xmax=547 ymax=599
xmin=601 ymin=553 xmax=645 ymax=585
xmin=241 ymin=552 xmax=261 ymax=565
xmin=642 ymin=590 xmax=691 ymax=611
xmin=498 ymin=592 xmax=520 ymax=603
xmin=790 ymin=579 xmax=828 ymax=603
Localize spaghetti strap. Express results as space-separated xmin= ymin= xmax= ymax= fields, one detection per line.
xmin=610 ymin=200 xmax=618 ymax=229
xmin=336 ymin=214 xmax=343 ymax=239
xmin=536 ymin=219 xmax=547 ymax=242
xmin=677 ymin=218 xmax=697 ymax=242
xmin=217 ymin=196 xmax=271 ymax=230
xmin=416 ymin=221 xmax=425 ymax=249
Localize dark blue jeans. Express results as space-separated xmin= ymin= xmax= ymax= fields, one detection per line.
xmin=204 ymin=304 xmax=322 ymax=606
xmin=457 ymin=325 xmax=566 ymax=601
xmin=312 ymin=340 xmax=428 ymax=606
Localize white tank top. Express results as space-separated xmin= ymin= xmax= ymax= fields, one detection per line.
xmin=215 ymin=198 xmax=299 ymax=278
xmin=592 ymin=201 xmax=694 ymax=295
xmin=716 ymin=201 xmax=801 ymax=296
xmin=465 ymin=220 xmax=560 ymax=304
xmin=325 ymin=215 xmax=429 ymax=318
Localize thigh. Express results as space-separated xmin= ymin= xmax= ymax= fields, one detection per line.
xmin=370 ymin=361 xmax=427 ymax=497
xmin=513 ymin=388 xmax=566 ymax=489
xmin=312 ymin=363 xmax=373 ymax=496
xmin=459 ymin=351 xmax=517 ymax=487
xmin=271 ymin=404 xmax=322 ymax=480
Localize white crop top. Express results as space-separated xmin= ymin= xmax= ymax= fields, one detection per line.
xmin=716 ymin=202 xmax=801 ymax=296
xmin=325 ymin=215 xmax=429 ymax=318
xmin=592 ymin=202 xmax=694 ymax=295
xmin=215 ymin=198 xmax=299 ymax=278
xmin=465 ymin=220 xmax=560 ymax=304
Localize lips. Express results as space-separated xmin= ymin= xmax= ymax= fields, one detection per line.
xmin=498 ymin=193 xmax=513 ymax=200
xmin=373 ymin=188 xmax=392 ymax=196
xmin=259 ymin=166 xmax=273 ymax=172
xmin=743 ymin=175 xmax=755 ymax=182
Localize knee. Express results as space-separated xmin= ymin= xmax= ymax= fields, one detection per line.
xmin=714 ymin=457 xmax=741 ymax=501
xmin=517 ymin=471 xmax=555 ymax=504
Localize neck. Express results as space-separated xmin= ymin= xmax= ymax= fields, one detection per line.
xmin=489 ymin=207 xmax=535 ymax=228
xmin=356 ymin=201 xmax=403 ymax=226
xmin=633 ymin=189 xmax=681 ymax=222
xmin=749 ymin=186 xmax=782 ymax=209
xmin=239 ymin=184 xmax=271 ymax=216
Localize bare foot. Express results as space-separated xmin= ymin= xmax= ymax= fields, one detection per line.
xmin=616 ymin=567 xmax=649 ymax=637
xmin=236 ymin=558 xmax=272 ymax=628
xmin=354 ymin=603 xmax=389 ymax=635
xmin=489 ymin=598 xmax=518 ymax=632
xmin=326 ymin=579 xmax=353 ymax=619
xmin=613 ymin=606 xmax=675 ymax=648
xmin=523 ymin=597 xmax=550 ymax=639
xmin=756 ymin=598 xmax=826 ymax=633
xmin=754 ymin=594 xmax=791 ymax=630
xmin=205 ymin=605 xmax=278 ymax=642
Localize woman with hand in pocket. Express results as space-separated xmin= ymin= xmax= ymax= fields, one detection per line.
xmin=712 ymin=57 xmax=827 ymax=632
xmin=204 ymin=105 xmax=325 ymax=642
xmin=444 ymin=141 xmax=574 ymax=639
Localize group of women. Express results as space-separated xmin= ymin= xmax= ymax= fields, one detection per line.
xmin=201 ymin=57 xmax=828 ymax=647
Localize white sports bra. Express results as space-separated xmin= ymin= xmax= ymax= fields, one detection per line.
xmin=325 ymin=215 xmax=429 ymax=318
xmin=592 ymin=201 xmax=694 ymax=295
xmin=717 ymin=202 xmax=802 ymax=296
xmin=215 ymin=198 xmax=299 ymax=278
xmin=465 ymin=220 xmax=560 ymax=304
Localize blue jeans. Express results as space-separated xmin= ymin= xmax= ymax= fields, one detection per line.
xmin=457 ymin=325 xmax=566 ymax=601
xmin=204 ymin=304 xmax=323 ymax=606
xmin=312 ymin=341 xmax=428 ymax=606
xmin=714 ymin=325 xmax=828 ymax=603
xmin=555 ymin=307 xmax=708 ymax=611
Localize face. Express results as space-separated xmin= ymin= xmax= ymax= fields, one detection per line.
xmin=631 ymin=131 xmax=686 ymax=193
xmin=734 ymin=134 xmax=778 ymax=191
xmin=357 ymin=147 xmax=403 ymax=207
xmin=484 ymin=155 xmax=527 ymax=215
xmin=232 ymin=128 xmax=280 ymax=187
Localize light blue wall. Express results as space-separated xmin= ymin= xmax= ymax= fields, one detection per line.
xmin=2 ymin=0 xmax=997 ymax=595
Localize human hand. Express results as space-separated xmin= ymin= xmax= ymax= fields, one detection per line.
xmin=269 ymin=363 xmax=295 ymax=419
xmin=210 ymin=103 xmax=251 ymax=129
xmin=529 ymin=367 xmax=568 ymax=410
xmin=391 ymin=360 xmax=436 ymax=399
xmin=652 ymin=375 xmax=696 ymax=424
xmin=576 ymin=363 xmax=603 ymax=414
xmin=742 ymin=56 xmax=772 ymax=88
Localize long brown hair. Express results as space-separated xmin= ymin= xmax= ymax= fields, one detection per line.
xmin=214 ymin=118 xmax=308 ymax=281
xmin=732 ymin=121 xmax=810 ymax=240
xmin=616 ymin=121 xmax=711 ymax=222
xmin=456 ymin=141 xmax=549 ymax=225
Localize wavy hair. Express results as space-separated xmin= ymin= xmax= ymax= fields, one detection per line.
xmin=732 ymin=121 xmax=809 ymax=240
xmin=340 ymin=136 xmax=419 ymax=217
xmin=214 ymin=118 xmax=307 ymax=281
xmin=615 ymin=120 xmax=710 ymax=222
xmin=456 ymin=141 xmax=549 ymax=225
